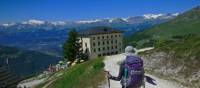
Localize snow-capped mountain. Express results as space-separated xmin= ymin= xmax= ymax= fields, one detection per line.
xmin=50 ymin=21 xmax=66 ymax=25
xmin=0 ymin=13 xmax=178 ymax=29
xmin=77 ymin=19 xmax=102 ymax=24
xmin=143 ymin=13 xmax=179 ymax=19
xmin=144 ymin=14 xmax=164 ymax=19
xmin=22 ymin=19 xmax=45 ymax=25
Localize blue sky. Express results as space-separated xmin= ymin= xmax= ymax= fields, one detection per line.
xmin=0 ymin=0 xmax=200 ymax=23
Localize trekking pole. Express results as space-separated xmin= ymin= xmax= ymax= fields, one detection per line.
xmin=104 ymin=70 xmax=110 ymax=88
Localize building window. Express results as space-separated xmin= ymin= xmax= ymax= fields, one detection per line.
xmin=111 ymin=35 xmax=113 ymax=38
xmin=119 ymin=42 xmax=121 ymax=45
xmin=111 ymin=40 xmax=113 ymax=44
xmin=115 ymin=40 xmax=117 ymax=43
xmin=93 ymin=49 xmax=96 ymax=52
xmin=115 ymin=35 xmax=117 ymax=37
xmin=93 ymin=42 xmax=96 ymax=46
xmin=98 ymin=48 xmax=101 ymax=52
xmin=97 ymin=36 xmax=100 ymax=39
xmin=107 ymin=41 xmax=109 ymax=44
xmin=102 ymin=41 xmax=105 ymax=45
xmin=85 ymin=43 xmax=87 ymax=47
xmin=98 ymin=42 xmax=100 ymax=46
xmin=107 ymin=35 xmax=109 ymax=39
xmin=111 ymin=46 xmax=113 ymax=49
xmin=93 ymin=37 xmax=95 ymax=40
xmin=102 ymin=36 xmax=104 ymax=39
xmin=107 ymin=47 xmax=110 ymax=50
xmin=102 ymin=47 xmax=105 ymax=51
xmin=119 ymin=34 xmax=121 ymax=37
xmin=115 ymin=46 xmax=117 ymax=48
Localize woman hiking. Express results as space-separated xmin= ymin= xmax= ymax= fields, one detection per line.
xmin=107 ymin=46 xmax=145 ymax=88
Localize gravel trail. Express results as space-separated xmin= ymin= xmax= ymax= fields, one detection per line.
xmin=103 ymin=53 xmax=183 ymax=88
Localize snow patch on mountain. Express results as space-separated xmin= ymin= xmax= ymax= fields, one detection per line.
xmin=22 ymin=19 xmax=45 ymax=25
xmin=143 ymin=14 xmax=164 ymax=19
xmin=77 ymin=19 xmax=102 ymax=23
xmin=2 ymin=23 xmax=16 ymax=27
xmin=51 ymin=21 xmax=66 ymax=25
xmin=121 ymin=18 xmax=129 ymax=22
xmin=108 ymin=18 xmax=128 ymax=23
xmin=172 ymin=13 xmax=179 ymax=16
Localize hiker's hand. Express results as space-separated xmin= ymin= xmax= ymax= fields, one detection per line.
xmin=107 ymin=72 xmax=112 ymax=79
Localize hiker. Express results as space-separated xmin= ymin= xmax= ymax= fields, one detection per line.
xmin=107 ymin=46 xmax=145 ymax=88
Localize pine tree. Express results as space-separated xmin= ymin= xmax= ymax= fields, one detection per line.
xmin=63 ymin=29 xmax=78 ymax=62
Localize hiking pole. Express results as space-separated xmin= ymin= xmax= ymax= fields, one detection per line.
xmin=104 ymin=70 xmax=110 ymax=88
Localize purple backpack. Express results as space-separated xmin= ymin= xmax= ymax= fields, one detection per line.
xmin=122 ymin=55 xmax=144 ymax=87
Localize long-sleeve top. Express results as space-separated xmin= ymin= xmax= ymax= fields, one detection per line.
xmin=110 ymin=61 xmax=125 ymax=81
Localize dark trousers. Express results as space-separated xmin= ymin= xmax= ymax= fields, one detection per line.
xmin=122 ymin=86 xmax=127 ymax=88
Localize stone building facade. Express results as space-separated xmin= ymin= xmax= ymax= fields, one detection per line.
xmin=78 ymin=27 xmax=123 ymax=59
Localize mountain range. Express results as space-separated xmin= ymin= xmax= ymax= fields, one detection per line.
xmin=0 ymin=13 xmax=178 ymax=57
xmin=0 ymin=13 xmax=178 ymax=30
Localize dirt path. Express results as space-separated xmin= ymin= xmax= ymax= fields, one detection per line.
xmin=103 ymin=54 xmax=184 ymax=88
xmin=17 ymin=78 xmax=46 ymax=88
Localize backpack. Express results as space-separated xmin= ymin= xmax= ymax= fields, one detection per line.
xmin=122 ymin=55 xmax=144 ymax=87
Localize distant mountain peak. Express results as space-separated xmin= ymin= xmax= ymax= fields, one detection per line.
xmin=2 ymin=23 xmax=16 ymax=27
xmin=172 ymin=13 xmax=179 ymax=16
xmin=51 ymin=21 xmax=66 ymax=25
xmin=22 ymin=19 xmax=45 ymax=25
xmin=143 ymin=14 xmax=164 ymax=19
xmin=77 ymin=19 xmax=102 ymax=24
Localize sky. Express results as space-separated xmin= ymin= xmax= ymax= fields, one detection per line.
xmin=0 ymin=0 xmax=200 ymax=24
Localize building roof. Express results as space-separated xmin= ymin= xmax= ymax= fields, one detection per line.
xmin=78 ymin=26 xmax=123 ymax=37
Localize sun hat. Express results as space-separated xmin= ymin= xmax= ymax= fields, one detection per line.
xmin=124 ymin=46 xmax=137 ymax=56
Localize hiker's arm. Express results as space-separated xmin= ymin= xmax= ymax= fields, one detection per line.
xmin=109 ymin=63 xmax=123 ymax=81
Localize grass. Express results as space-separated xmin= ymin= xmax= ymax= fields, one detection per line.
xmin=157 ymin=34 xmax=200 ymax=61
xmin=45 ymin=57 xmax=105 ymax=88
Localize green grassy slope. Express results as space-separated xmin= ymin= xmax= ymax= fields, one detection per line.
xmin=157 ymin=34 xmax=200 ymax=61
xmin=126 ymin=6 xmax=200 ymax=48
xmin=46 ymin=57 xmax=105 ymax=88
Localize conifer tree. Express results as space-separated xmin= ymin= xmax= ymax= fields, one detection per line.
xmin=63 ymin=29 xmax=78 ymax=62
